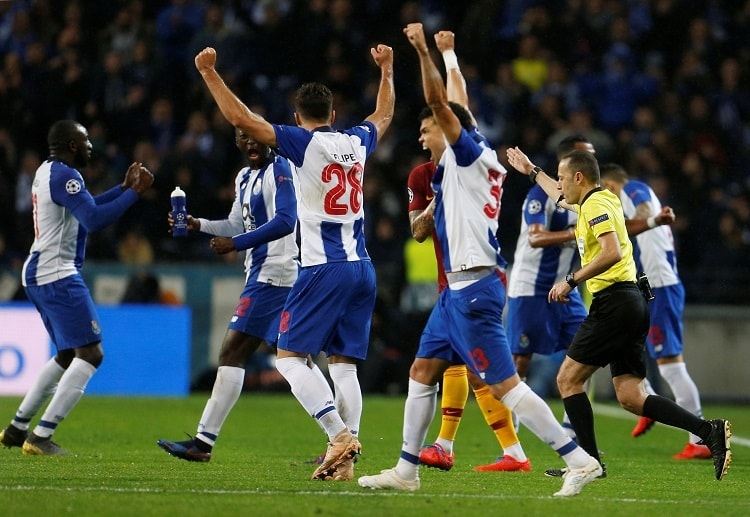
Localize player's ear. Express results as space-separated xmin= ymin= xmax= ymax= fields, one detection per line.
xmin=294 ymin=112 xmax=302 ymax=127
xmin=330 ymin=109 xmax=336 ymax=126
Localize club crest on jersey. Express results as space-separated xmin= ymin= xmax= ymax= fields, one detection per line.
xmin=588 ymin=214 xmax=609 ymax=227
xmin=91 ymin=320 xmax=101 ymax=335
xmin=65 ymin=179 xmax=82 ymax=194
xmin=527 ymin=199 xmax=542 ymax=215
xmin=252 ymin=179 xmax=262 ymax=195
xmin=407 ymin=187 xmax=413 ymax=204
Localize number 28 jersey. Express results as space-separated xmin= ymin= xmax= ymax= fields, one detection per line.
xmin=273 ymin=122 xmax=377 ymax=267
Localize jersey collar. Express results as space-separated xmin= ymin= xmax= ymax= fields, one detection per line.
xmin=580 ymin=186 xmax=603 ymax=207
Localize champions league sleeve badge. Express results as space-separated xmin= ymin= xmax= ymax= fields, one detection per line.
xmin=65 ymin=179 xmax=82 ymax=195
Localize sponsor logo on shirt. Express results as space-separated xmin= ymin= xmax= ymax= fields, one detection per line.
xmin=588 ymin=213 xmax=609 ymax=227
xmin=527 ymin=199 xmax=542 ymax=215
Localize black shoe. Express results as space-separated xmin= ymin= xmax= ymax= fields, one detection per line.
xmin=22 ymin=433 xmax=70 ymax=456
xmin=0 ymin=424 xmax=28 ymax=448
xmin=157 ymin=436 xmax=211 ymax=462
xmin=545 ymin=461 xmax=606 ymax=478
xmin=699 ymin=419 xmax=732 ymax=480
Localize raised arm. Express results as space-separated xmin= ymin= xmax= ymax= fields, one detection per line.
xmin=434 ymin=31 xmax=477 ymax=127
xmin=507 ymin=146 xmax=575 ymax=211
xmin=404 ymin=23 xmax=462 ymax=145
xmin=195 ymin=47 xmax=277 ymax=147
xmin=364 ymin=44 xmax=395 ymax=139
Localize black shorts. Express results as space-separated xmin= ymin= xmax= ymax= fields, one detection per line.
xmin=567 ymin=282 xmax=649 ymax=378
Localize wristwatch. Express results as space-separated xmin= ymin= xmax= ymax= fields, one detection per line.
xmin=529 ymin=166 xmax=543 ymax=184
xmin=565 ymin=273 xmax=578 ymax=288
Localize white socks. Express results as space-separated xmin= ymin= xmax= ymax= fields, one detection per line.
xmin=328 ymin=362 xmax=362 ymax=437
xmin=34 ymin=358 xmax=97 ymax=438
xmin=658 ymin=362 xmax=703 ymax=443
xmin=12 ymin=358 xmax=65 ymax=431
xmin=276 ymin=356 xmax=345 ymax=440
xmin=395 ymin=378 xmax=438 ymax=480
xmin=196 ymin=366 xmax=245 ymax=446
xmin=502 ymin=382 xmax=590 ymax=469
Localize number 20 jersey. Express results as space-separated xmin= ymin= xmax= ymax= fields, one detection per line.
xmin=272 ymin=122 xmax=377 ymax=267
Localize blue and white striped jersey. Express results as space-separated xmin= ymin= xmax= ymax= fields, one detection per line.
xmin=22 ymin=159 xmax=139 ymax=287
xmin=431 ymin=128 xmax=506 ymax=273
xmin=199 ymin=153 xmax=299 ymax=287
xmin=620 ymin=180 xmax=679 ymax=288
xmin=508 ymin=185 xmax=580 ymax=297
xmin=272 ymin=122 xmax=377 ymax=267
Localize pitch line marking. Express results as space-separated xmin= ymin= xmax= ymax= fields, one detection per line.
xmin=592 ymin=403 xmax=750 ymax=447
xmin=3 ymin=485 xmax=750 ymax=507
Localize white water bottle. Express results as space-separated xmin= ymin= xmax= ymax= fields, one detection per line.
xmin=171 ymin=186 xmax=188 ymax=237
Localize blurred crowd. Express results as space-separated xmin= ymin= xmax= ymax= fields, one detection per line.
xmin=1 ymin=0 xmax=749 ymax=310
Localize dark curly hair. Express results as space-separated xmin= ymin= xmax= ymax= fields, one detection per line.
xmin=417 ymin=102 xmax=473 ymax=131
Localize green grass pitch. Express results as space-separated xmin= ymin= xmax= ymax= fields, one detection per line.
xmin=0 ymin=394 xmax=747 ymax=516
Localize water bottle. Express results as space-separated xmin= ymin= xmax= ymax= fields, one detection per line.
xmin=171 ymin=186 xmax=188 ymax=237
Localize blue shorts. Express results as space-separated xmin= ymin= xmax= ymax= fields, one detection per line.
xmin=277 ymin=261 xmax=375 ymax=360
xmin=646 ymin=282 xmax=685 ymax=358
xmin=228 ymin=281 xmax=292 ymax=345
xmin=24 ymin=274 xmax=102 ymax=351
xmin=418 ymin=274 xmax=516 ymax=385
xmin=507 ymin=290 xmax=587 ymax=355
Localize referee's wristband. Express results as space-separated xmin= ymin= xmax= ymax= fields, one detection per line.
xmin=529 ymin=166 xmax=542 ymax=184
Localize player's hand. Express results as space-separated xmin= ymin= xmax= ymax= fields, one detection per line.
xmin=434 ymin=31 xmax=455 ymax=53
xmin=131 ymin=165 xmax=154 ymax=195
xmin=209 ymin=236 xmax=234 ymax=255
xmin=167 ymin=213 xmax=199 ymax=232
xmin=655 ymin=206 xmax=675 ymax=226
xmin=371 ymin=44 xmax=393 ymax=69
xmin=121 ymin=162 xmax=141 ymax=190
xmin=403 ymin=23 xmax=428 ymax=53
xmin=548 ymin=280 xmax=572 ymax=304
xmin=195 ymin=47 xmax=217 ymax=73
xmin=506 ymin=146 xmax=534 ymax=175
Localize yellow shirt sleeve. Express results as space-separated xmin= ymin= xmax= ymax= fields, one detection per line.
xmin=575 ymin=189 xmax=637 ymax=294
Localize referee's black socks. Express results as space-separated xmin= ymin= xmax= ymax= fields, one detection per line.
xmin=562 ymin=392 xmax=602 ymax=463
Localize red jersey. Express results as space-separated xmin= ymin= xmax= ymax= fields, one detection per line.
xmin=407 ymin=161 xmax=448 ymax=293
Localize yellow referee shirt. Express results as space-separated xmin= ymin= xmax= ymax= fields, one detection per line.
xmin=574 ymin=188 xmax=637 ymax=294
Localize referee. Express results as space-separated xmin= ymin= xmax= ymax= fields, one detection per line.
xmin=506 ymin=146 xmax=732 ymax=481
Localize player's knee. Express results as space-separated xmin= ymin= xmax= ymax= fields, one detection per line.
xmin=614 ymin=384 xmax=645 ymax=414
xmin=219 ymin=341 xmax=260 ymax=367
xmin=76 ymin=345 xmax=103 ymax=368
xmin=556 ymin=370 xmax=571 ymax=394
xmin=513 ymin=354 xmax=531 ymax=379
xmin=409 ymin=359 xmax=444 ymax=385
